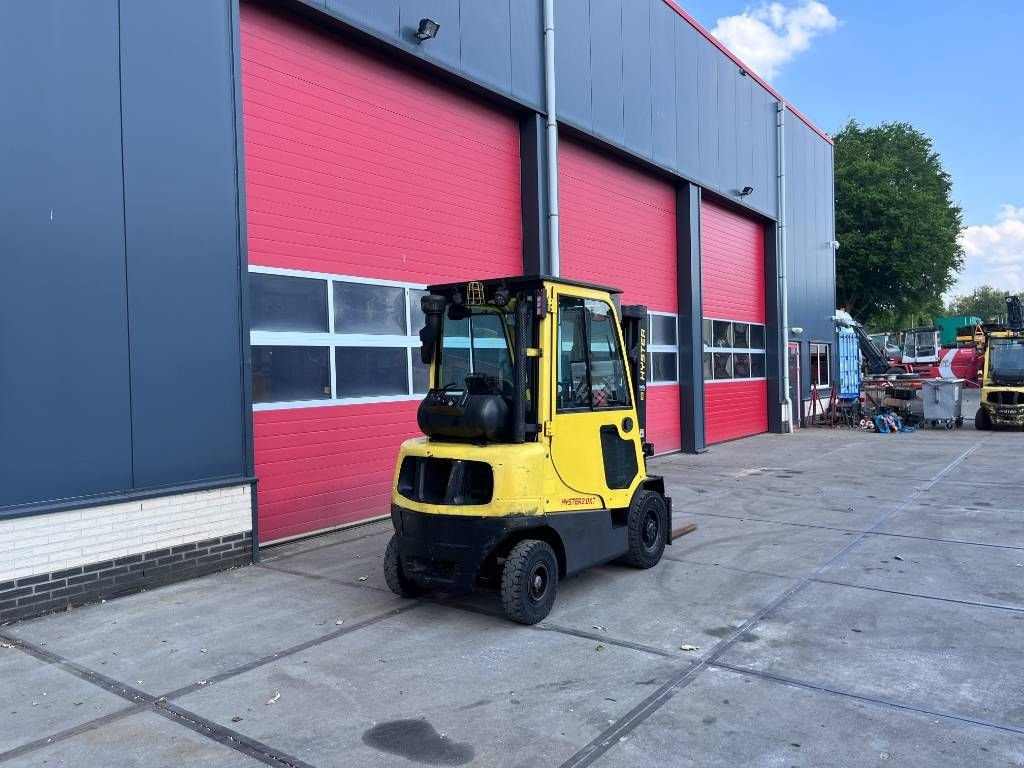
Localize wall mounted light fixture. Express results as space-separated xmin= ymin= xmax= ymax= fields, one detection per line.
xmin=415 ymin=18 xmax=440 ymax=43
xmin=739 ymin=186 xmax=754 ymax=197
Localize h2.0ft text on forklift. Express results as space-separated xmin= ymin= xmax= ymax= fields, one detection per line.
xmin=383 ymin=276 xmax=673 ymax=623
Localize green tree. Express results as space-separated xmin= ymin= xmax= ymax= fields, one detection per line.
xmin=946 ymin=284 xmax=1012 ymax=321
xmin=834 ymin=120 xmax=963 ymax=326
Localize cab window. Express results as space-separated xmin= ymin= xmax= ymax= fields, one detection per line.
xmin=557 ymin=296 xmax=630 ymax=411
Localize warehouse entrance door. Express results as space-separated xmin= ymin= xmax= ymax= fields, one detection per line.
xmin=558 ymin=138 xmax=681 ymax=454
xmin=701 ymin=200 xmax=769 ymax=444
xmin=241 ymin=3 xmax=523 ymax=543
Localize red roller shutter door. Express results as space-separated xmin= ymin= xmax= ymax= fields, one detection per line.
xmin=558 ymin=139 xmax=681 ymax=454
xmin=241 ymin=5 xmax=522 ymax=542
xmin=701 ymin=201 xmax=768 ymax=444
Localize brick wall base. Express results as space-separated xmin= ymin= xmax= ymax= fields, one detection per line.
xmin=0 ymin=532 xmax=252 ymax=624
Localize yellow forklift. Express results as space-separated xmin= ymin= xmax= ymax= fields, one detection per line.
xmin=384 ymin=276 xmax=672 ymax=623
xmin=975 ymin=295 xmax=1024 ymax=430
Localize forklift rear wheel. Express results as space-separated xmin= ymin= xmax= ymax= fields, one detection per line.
xmin=975 ymin=406 xmax=991 ymax=431
xmin=500 ymin=539 xmax=558 ymax=625
xmin=384 ymin=534 xmax=425 ymax=598
xmin=622 ymin=490 xmax=668 ymax=569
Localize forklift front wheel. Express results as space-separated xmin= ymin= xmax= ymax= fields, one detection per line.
xmin=622 ymin=490 xmax=668 ymax=569
xmin=975 ymin=406 xmax=991 ymax=431
xmin=501 ymin=539 xmax=558 ymax=625
xmin=384 ymin=534 xmax=426 ymax=598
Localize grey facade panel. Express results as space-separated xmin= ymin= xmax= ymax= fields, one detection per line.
xmin=785 ymin=117 xmax=836 ymax=397
xmin=714 ymin=54 xmax=738 ymax=197
xmin=509 ymin=0 xmax=543 ymax=104
xmin=673 ymin=20 xmax=700 ymax=179
xmin=649 ymin=2 xmax=676 ymax=169
xmin=555 ymin=0 xmax=593 ymax=129
xmin=459 ymin=0 xmax=513 ymax=95
xmin=622 ymin=0 xmax=653 ymax=157
xmin=119 ymin=0 xmax=246 ymax=487
xmin=0 ymin=1 xmax=134 ymax=509
xmin=325 ymin=0 xmax=399 ymax=38
xmin=589 ymin=1 xmax=625 ymax=145
xmin=695 ymin=43 xmax=719 ymax=187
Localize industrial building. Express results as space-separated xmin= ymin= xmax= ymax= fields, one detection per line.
xmin=0 ymin=0 xmax=836 ymax=621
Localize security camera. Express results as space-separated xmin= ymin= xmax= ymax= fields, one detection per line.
xmin=829 ymin=240 xmax=840 ymax=249
xmin=790 ymin=327 xmax=804 ymax=335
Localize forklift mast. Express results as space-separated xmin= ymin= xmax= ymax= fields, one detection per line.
xmin=1007 ymin=295 xmax=1023 ymax=331
xmin=620 ymin=305 xmax=653 ymax=456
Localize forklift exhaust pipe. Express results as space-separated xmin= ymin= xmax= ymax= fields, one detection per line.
xmin=512 ymin=293 xmax=529 ymax=443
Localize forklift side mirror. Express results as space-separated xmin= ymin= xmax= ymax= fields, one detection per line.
xmin=419 ymin=294 xmax=447 ymax=365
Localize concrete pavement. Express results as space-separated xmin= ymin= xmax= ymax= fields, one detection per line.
xmin=1 ymin=424 xmax=1022 ymax=767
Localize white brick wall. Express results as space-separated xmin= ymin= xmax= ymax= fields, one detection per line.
xmin=0 ymin=485 xmax=251 ymax=581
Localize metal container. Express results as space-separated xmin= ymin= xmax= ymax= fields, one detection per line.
xmin=922 ymin=379 xmax=963 ymax=427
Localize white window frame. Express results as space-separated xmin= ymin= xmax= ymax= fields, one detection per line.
xmin=702 ymin=316 xmax=768 ymax=384
xmin=647 ymin=311 xmax=679 ymax=386
xmin=809 ymin=341 xmax=831 ymax=389
xmin=249 ymin=266 xmax=427 ymax=410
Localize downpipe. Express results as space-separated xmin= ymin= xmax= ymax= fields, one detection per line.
xmin=542 ymin=0 xmax=560 ymax=276
xmin=777 ymin=100 xmax=793 ymax=432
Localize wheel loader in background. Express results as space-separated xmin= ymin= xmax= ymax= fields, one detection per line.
xmin=383 ymin=276 xmax=672 ymax=624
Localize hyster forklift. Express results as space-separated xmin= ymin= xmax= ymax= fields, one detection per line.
xmin=976 ymin=295 xmax=1024 ymax=429
xmin=383 ymin=276 xmax=672 ymax=623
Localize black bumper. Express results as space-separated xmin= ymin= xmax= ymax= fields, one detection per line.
xmin=390 ymin=505 xmax=544 ymax=593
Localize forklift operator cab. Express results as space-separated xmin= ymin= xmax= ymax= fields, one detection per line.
xmin=385 ymin=276 xmax=672 ymax=624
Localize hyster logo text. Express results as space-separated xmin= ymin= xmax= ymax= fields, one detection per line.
xmin=561 ymin=497 xmax=595 ymax=507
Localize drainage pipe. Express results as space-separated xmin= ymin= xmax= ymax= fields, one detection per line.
xmin=542 ymin=0 xmax=560 ymax=276
xmin=777 ymin=100 xmax=793 ymax=432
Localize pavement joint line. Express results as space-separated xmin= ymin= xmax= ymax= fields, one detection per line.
xmin=710 ymin=661 xmax=1024 ymax=736
xmin=556 ymin=441 xmax=984 ymax=768
xmin=934 ymin=478 xmax=1024 ymax=489
xmin=0 ymin=703 xmax=147 ymax=763
xmin=158 ymin=601 xmax=422 ymax=700
xmin=810 ymin=577 xmax=1024 ymax=613
xmin=534 ymin=622 xmax=678 ymax=659
xmin=0 ymin=631 xmax=316 ymax=768
xmin=659 ymin=552 xmax=801 ymax=582
xmin=149 ymin=701 xmax=318 ymax=768
xmin=680 ymin=509 xmax=1024 ymax=551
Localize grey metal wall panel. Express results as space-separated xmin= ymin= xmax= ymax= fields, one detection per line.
xmin=399 ymin=0 xmax=459 ymax=70
xmin=0 ymin=1 xmax=133 ymax=509
xmin=589 ymin=1 xmax=624 ymax=145
xmin=119 ymin=0 xmax=246 ymax=487
xmin=673 ymin=20 xmax=700 ymax=178
xmin=622 ymin=0 xmax=652 ymax=157
xmin=785 ymin=115 xmax=836 ymax=397
xmin=649 ymin=1 xmax=676 ymax=168
xmin=715 ymin=56 xmax=738 ymax=196
xmin=326 ymin=0 xmax=399 ymax=38
xmin=510 ymin=0 xmax=543 ymax=103
xmin=695 ymin=43 xmax=719 ymax=187
xmin=459 ymin=0 xmax=512 ymax=94
xmin=555 ymin=0 xmax=592 ymax=129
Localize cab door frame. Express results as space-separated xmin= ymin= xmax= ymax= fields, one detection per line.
xmin=546 ymin=284 xmax=645 ymax=511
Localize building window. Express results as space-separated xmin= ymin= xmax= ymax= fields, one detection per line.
xmin=701 ymin=318 xmax=767 ymax=383
xmin=249 ymin=267 xmax=428 ymax=408
xmin=810 ymin=342 xmax=831 ymax=389
xmin=648 ymin=312 xmax=679 ymax=385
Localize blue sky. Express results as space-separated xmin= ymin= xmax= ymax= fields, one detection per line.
xmin=681 ymin=0 xmax=1024 ymax=295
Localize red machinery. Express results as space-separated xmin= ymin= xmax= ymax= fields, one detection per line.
xmin=890 ymin=327 xmax=982 ymax=386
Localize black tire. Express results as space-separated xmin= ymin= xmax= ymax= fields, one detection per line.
xmin=975 ymin=406 xmax=991 ymax=431
xmin=384 ymin=534 xmax=425 ymax=598
xmin=886 ymin=366 xmax=905 ymax=375
xmin=500 ymin=539 xmax=558 ymax=625
xmin=622 ymin=490 xmax=668 ymax=569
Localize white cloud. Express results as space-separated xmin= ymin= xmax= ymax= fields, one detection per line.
xmin=955 ymin=205 xmax=1024 ymax=293
xmin=710 ymin=1 xmax=839 ymax=81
